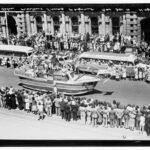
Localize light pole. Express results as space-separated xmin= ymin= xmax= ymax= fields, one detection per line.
xmin=5 ymin=11 xmax=10 ymax=45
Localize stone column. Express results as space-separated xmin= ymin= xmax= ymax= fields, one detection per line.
xmin=47 ymin=15 xmax=50 ymax=33
xmin=1 ymin=16 xmax=6 ymax=38
xmin=51 ymin=17 xmax=54 ymax=35
xmin=81 ymin=12 xmax=85 ymax=35
xmin=61 ymin=12 xmax=66 ymax=35
xmin=34 ymin=16 xmax=37 ymax=34
xmin=122 ymin=15 xmax=126 ymax=35
xmin=109 ymin=17 xmax=112 ymax=35
xmin=102 ymin=13 xmax=106 ymax=35
xmin=43 ymin=13 xmax=48 ymax=33
xmin=69 ymin=17 xmax=72 ymax=36
xmin=25 ymin=12 xmax=31 ymax=36
xmin=89 ymin=17 xmax=91 ymax=35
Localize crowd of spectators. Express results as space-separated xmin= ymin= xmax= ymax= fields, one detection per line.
xmin=1 ymin=31 xmax=150 ymax=138
xmin=0 ymin=31 xmax=147 ymax=53
xmin=0 ymin=86 xmax=150 ymax=136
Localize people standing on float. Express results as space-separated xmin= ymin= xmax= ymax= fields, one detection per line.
xmin=134 ymin=66 xmax=138 ymax=81
xmin=122 ymin=66 xmax=127 ymax=80
xmin=53 ymin=83 xmax=58 ymax=96
xmin=138 ymin=67 xmax=143 ymax=81
xmin=115 ymin=68 xmax=120 ymax=81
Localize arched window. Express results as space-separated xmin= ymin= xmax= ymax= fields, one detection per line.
xmin=36 ymin=16 xmax=43 ymax=33
xmin=91 ymin=17 xmax=98 ymax=35
xmin=53 ymin=16 xmax=60 ymax=33
xmin=71 ymin=16 xmax=79 ymax=34
xmin=141 ymin=18 xmax=150 ymax=43
xmin=112 ymin=17 xmax=120 ymax=35
xmin=7 ymin=16 xmax=17 ymax=35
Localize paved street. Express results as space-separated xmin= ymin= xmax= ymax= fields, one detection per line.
xmin=1 ymin=67 xmax=150 ymax=107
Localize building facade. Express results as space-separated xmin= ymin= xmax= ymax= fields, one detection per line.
xmin=0 ymin=8 xmax=150 ymax=43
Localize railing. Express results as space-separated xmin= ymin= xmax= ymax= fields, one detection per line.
xmin=14 ymin=69 xmax=32 ymax=78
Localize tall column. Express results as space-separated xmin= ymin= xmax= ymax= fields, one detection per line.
xmin=102 ymin=13 xmax=106 ymax=35
xmin=51 ymin=17 xmax=54 ymax=35
xmin=89 ymin=17 xmax=91 ymax=35
xmin=69 ymin=17 xmax=72 ymax=36
xmin=1 ymin=16 xmax=6 ymax=38
xmin=61 ymin=12 xmax=66 ymax=35
xmin=43 ymin=13 xmax=48 ymax=33
xmin=98 ymin=16 xmax=102 ymax=35
xmin=81 ymin=12 xmax=85 ymax=35
xmin=123 ymin=15 xmax=126 ymax=35
xmin=47 ymin=15 xmax=51 ymax=33
xmin=109 ymin=17 xmax=112 ymax=35
xmin=34 ymin=17 xmax=37 ymax=34
xmin=25 ymin=12 xmax=31 ymax=36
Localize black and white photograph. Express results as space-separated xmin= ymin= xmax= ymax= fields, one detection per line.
xmin=0 ymin=2 xmax=150 ymax=146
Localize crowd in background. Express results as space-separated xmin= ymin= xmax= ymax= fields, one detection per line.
xmin=0 ymin=86 xmax=150 ymax=136
xmin=1 ymin=31 xmax=150 ymax=57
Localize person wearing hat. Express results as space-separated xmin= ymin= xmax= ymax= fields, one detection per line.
xmin=54 ymin=95 xmax=61 ymax=116
xmin=91 ymin=105 xmax=98 ymax=127
xmin=31 ymin=96 xmax=37 ymax=115
xmin=53 ymin=83 xmax=58 ymax=96
xmin=45 ymin=96 xmax=52 ymax=117
xmin=24 ymin=93 xmax=30 ymax=113
xmin=145 ymin=107 xmax=150 ymax=136
xmin=64 ymin=101 xmax=71 ymax=122
xmin=79 ymin=105 xmax=87 ymax=125
xmin=37 ymin=101 xmax=44 ymax=120
xmin=60 ymin=98 xmax=66 ymax=120
xmin=139 ymin=113 xmax=145 ymax=134
xmin=128 ymin=109 xmax=136 ymax=131
xmin=86 ymin=104 xmax=92 ymax=125
xmin=115 ymin=105 xmax=124 ymax=128
xmin=71 ymin=100 xmax=78 ymax=121
xmin=102 ymin=106 xmax=109 ymax=128
xmin=109 ymin=107 xmax=116 ymax=128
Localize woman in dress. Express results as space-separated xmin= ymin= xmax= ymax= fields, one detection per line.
xmin=139 ymin=113 xmax=145 ymax=134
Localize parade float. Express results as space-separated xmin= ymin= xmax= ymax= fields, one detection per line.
xmin=14 ymin=66 xmax=100 ymax=95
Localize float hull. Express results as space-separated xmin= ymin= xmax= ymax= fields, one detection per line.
xmin=18 ymin=76 xmax=98 ymax=95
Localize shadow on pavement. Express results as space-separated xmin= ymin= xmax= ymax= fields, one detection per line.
xmin=103 ymin=91 xmax=114 ymax=96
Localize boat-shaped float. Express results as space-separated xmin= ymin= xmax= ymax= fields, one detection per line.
xmin=14 ymin=68 xmax=100 ymax=95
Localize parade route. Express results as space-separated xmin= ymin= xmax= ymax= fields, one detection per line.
xmin=1 ymin=67 xmax=150 ymax=107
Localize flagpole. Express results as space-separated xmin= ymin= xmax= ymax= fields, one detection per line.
xmin=5 ymin=11 xmax=9 ymax=45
